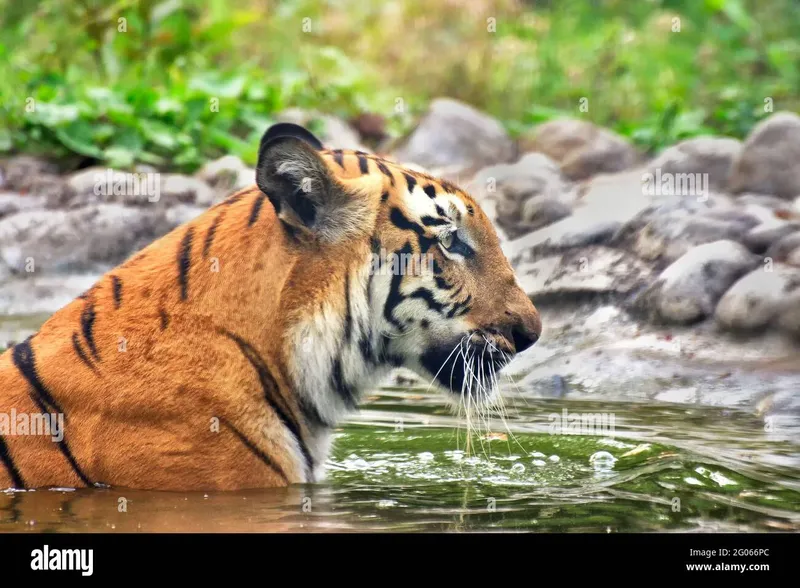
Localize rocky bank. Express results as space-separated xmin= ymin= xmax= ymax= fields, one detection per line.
xmin=1 ymin=99 xmax=799 ymax=428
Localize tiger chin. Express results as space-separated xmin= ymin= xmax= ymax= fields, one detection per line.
xmin=0 ymin=123 xmax=541 ymax=491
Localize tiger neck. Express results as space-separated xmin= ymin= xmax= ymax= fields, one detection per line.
xmin=287 ymin=259 xmax=396 ymax=433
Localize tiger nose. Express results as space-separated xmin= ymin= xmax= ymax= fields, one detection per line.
xmin=511 ymin=322 xmax=540 ymax=353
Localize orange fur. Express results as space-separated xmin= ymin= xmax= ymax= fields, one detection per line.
xmin=0 ymin=129 xmax=541 ymax=491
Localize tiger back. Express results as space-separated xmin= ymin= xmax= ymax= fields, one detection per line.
xmin=0 ymin=123 xmax=541 ymax=491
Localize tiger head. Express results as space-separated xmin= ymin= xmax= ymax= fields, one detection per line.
xmin=257 ymin=123 xmax=541 ymax=414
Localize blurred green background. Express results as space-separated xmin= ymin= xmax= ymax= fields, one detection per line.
xmin=0 ymin=0 xmax=798 ymax=172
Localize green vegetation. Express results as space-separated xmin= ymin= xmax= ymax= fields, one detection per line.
xmin=1 ymin=0 xmax=798 ymax=171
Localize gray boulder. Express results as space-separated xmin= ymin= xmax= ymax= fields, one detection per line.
xmin=195 ymin=155 xmax=255 ymax=200
xmin=467 ymin=153 xmax=573 ymax=239
xmin=612 ymin=194 xmax=758 ymax=263
xmin=0 ymin=205 xmax=175 ymax=275
xmin=728 ymin=111 xmax=800 ymax=199
xmin=766 ymin=231 xmax=800 ymax=266
xmin=519 ymin=119 xmax=639 ymax=181
xmin=66 ymin=168 xmax=214 ymax=208
xmin=715 ymin=263 xmax=800 ymax=331
xmin=633 ymin=240 xmax=759 ymax=324
xmin=277 ymin=109 xmax=367 ymax=152
xmin=646 ymin=136 xmax=742 ymax=193
xmin=516 ymin=246 xmax=652 ymax=301
xmin=392 ymin=98 xmax=515 ymax=178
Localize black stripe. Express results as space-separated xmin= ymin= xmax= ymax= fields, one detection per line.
xmin=343 ymin=273 xmax=353 ymax=343
xmin=389 ymin=207 xmax=436 ymax=253
xmin=159 ymin=309 xmax=169 ymax=331
xmin=223 ymin=191 xmax=247 ymax=206
xmin=379 ymin=334 xmax=403 ymax=366
xmin=390 ymin=207 xmax=425 ymax=236
xmin=11 ymin=339 xmax=93 ymax=487
xmin=331 ymin=359 xmax=356 ymax=408
xmin=409 ymin=287 xmax=447 ymax=314
xmin=111 ymin=276 xmax=122 ymax=309
xmin=219 ymin=417 xmax=288 ymax=483
xmin=435 ymin=204 xmax=447 ymax=216
xmin=220 ymin=330 xmax=314 ymax=479
xmin=421 ymin=215 xmax=450 ymax=226
xmin=72 ymin=333 xmax=97 ymax=373
xmin=204 ymin=212 xmax=225 ymax=258
xmin=404 ymin=173 xmax=417 ymax=194
xmin=177 ymin=227 xmax=194 ymax=301
xmin=423 ymin=185 xmax=437 ymax=199
xmin=332 ymin=150 xmax=344 ymax=169
xmin=11 ymin=337 xmax=63 ymax=412
xmin=298 ymin=396 xmax=333 ymax=430
xmin=383 ymin=242 xmax=412 ymax=333
xmin=357 ymin=153 xmax=369 ymax=174
xmin=381 ymin=191 xmax=389 ymax=202
xmin=376 ymin=160 xmax=394 ymax=184
xmin=80 ymin=302 xmax=99 ymax=360
xmin=0 ymin=435 xmax=25 ymax=488
xmin=447 ymin=293 xmax=473 ymax=318
xmin=358 ymin=331 xmax=375 ymax=365
xmin=248 ymin=194 xmax=266 ymax=226
xmin=435 ymin=276 xmax=454 ymax=290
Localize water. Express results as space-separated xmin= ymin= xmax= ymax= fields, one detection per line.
xmin=2 ymin=385 xmax=798 ymax=533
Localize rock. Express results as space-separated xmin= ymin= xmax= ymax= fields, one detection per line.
xmin=0 ymin=274 xmax=101 ymax=316
xmin=195 ymin=155 xmax=254 ymax=197
xmin=767 ymin=231 xmax=800 ymax=264
xmin=0 ymin=156 xmax=59 ymax=191
xmin=0 ymin=205 xmax=174 ymax=275
xmin=516 ymin=196 xmax=572 ymax=235
xmin=349 ymin=113 xmax=389 ymax=146
xmin=728 ymin=111 xmax=800 ymax=199
xmin=0 ymin=192 xmax=46 ymax=219
xmin=742 ymin=217 xmax=800 ymax=254
xmin=277 ymin=109 xmax=367 ymax=151
xmin=737 ymin=193 xmax=794 ymax=211
xmin=392 ymin=98 xmax=515 ymax=178
xmin=516 ymin=246 xmax=653 ymax=301
xmin=160 ymin=174 xmax=214 ymax=207
xmin=611 ymin=193 xmax=758 ymax=263
xmin=633 ymin=240 xmax=759 ymax=324
xmin=166 ymin=204 xmax=207 ymax=226
xmin=67 ymin=168 xmax=213 ymax=208
xmin=646 ymin=137 xmax=742 ymax=193
xmin=519 ymin=119 xmax=639 ymax=181
xmin=467 ymin=153 xmax=573 ymax=239
xmin=505 ymin=214 xmax=622 ymax=266
xmin=715 ymin=263 xmax=800 ymax=331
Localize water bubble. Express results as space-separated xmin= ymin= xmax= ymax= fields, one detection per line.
xmin=532 ymin=460 xmax=547 ymax=467
xmin=530 ymin=451 xmax=547 ymax=458
xmin=511 ymin=463 xmax=526 ymax=473
xmin=548 ymin=455 xmax=560 ymax=463
xmin=418 ymin=452 xmax=435 ymax=462
xmin=590 ymin=451 xmax=617 ymax=471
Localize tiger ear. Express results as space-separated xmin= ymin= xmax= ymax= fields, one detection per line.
xmin=256 ymin=123 xmax=364 ymax=243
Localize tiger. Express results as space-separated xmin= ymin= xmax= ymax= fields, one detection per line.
xmin=0 ymin=122 xmax=542 ymax=491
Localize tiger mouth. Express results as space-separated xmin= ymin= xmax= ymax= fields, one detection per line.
xmin=419 ymin=337 xmax=512 ymax=400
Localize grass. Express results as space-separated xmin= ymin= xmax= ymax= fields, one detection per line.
xmin=0 ymin=0 xmax=798 ymax=172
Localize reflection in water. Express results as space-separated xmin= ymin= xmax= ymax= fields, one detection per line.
xmin=2 ymin=388 xmax=799 ymax=532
